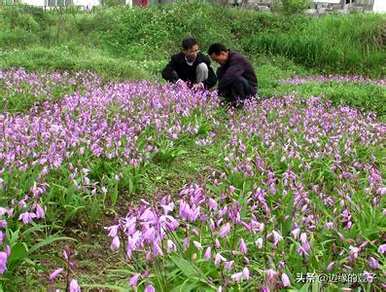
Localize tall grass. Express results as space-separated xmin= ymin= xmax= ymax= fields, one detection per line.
xmin=0 ymin=1 xmax=385 ymax=76
xmin=244 ymin=13 xmax=386 ymax=76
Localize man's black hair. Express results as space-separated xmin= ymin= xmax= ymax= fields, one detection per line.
xmin=208 ymin=43 xmax=228 ymax=55
xmin=182 ymin=37 xmax=198 ymax=50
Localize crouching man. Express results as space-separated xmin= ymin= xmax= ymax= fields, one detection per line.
xmin=208 ymin=43 xmax=257 ymax=107
xmin=162 ymin=37 xmax=217 ymax=90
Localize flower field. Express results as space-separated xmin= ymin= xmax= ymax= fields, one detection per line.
xmin=0 ymin=69 xmax=385 ymax=291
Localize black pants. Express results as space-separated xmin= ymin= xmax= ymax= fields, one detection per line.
xmin=220 ymin=76 xmax=255 ymax=107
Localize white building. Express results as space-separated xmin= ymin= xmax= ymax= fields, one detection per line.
xmin=372 ymin=0 xmax=386 ymax=12
xmin=19 ymin=0 xmax=101 ymax=8
xmin=312 ymin=0 xmax=386 ymax=12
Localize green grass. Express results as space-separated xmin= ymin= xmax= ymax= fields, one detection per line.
xmin=254 ymin=60 xmax=386 ymax=120
xmin=0 ymin=2 xmax=385 ymax=290
xmin=0 ymin=46 xmax=155 ymax=81
xmin=0 ymin=2 xmax=385 ymax=77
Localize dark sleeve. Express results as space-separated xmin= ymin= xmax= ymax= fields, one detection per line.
xmin=217 ymin=58 xmax=245 ymax=91
xmin=161 ymin=56 xmax=179 ymax=83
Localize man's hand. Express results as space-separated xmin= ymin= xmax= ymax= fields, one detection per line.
xmin=192 ymin=82 xmax=205 ymax=91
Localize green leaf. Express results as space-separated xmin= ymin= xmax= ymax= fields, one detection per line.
xmin=169 ymin=255 xmax=200 ymax=279
xmin=311 ymin=281 xmax=321 ymax=292
xmin=22 ymin=224 xmax=49 ymax=236
xmin=63 ymin=205 xmax=85 ymax=223
xmin=7 ymin=243 xmax=28 ymax=270
xmin=288 ymin=283 xmax=310 ymax=292
xmin=81 ymin=284 xmax=126 ymax=291
xmin=111 ymin=183 xmax=119 ymax=206
xmin=170 ymin=282 xmax=199 ymax=292
xmin=29 ymin=236 xmax=76 ymax=254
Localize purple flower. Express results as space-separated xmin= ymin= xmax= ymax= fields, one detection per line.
xmin=362 ymin=271 xmax=375 ymax=283
xmin=34 ymin=203 xmax=45 ymax=219
xmin=281 ymin=273 xmax=291 ymax=287
xmin=49 ymin=268 xmax=64 ymax=281
xmin=231 ymin=271 xmax=243 ymax=283
xmin=183 ymin=237 xmax=190 ymax=250
xmin=69 ymin=279 xmax=81 ymax=292
xmin=204 ymin=247 xmax=212 ymax=260
xmin=0 ymin=220 xmax=6 ymax=228
xmin=248 ymin=218 xmax=264 ymax=233
xmin=145 ymin=284 xmax=156 ymax=292
xmin=255 ymin=238 xmax=263 ymax=249
xmin=324 ymin=222 xmax=334 ymax=229
xmin=341 ymin=208 xmax=352 ymax=229
xmin=268 ymin=230 xmax=283 ymax=247
xmin=231 ymin=267 xmax=249 ymax=282
xmin=193 ymin=241 xmax=202 ymax=250
xmin=143 ymin=227 xmax=156 ymax=243
xmin=152 ymin=242 xmax=164 ymax=257
xmin=291 ymin=227 xmax=300 ymax=239
xmin=377 ymin=187 xmax=386 ymax=195
xmin=278 ymin=260 xmax=286 ymax=270
xmin=218 ymin=223 xmax=231 ymax=238
xmin=224 ymin=260 xmax=234 ymax=271
xmin=297 ymin=245 xmax=310 ymax=257
xmin=105 ymin=225 xmax=119 ymax=238
xmin=179 ymin=201 xmax=200 ymax=222
xmin=110 ymin=236 xmax=120 ymax=251
xmin=161 ymin=202 xmax=175 ymax=214
xmin=129 ymin=273 xmax=140 ymax=287
xmin=348 ymin=246 xmax=360 ymax=262
xmin=242 ymin=267 xmax=250 ymax=280
xmin=208 ymin=198 xmax=218 ymax=210
xmin=326 ymin=261 xmax=335 ymax=272
xmin=265 ymin=269 xmax=278 ymax=282
xmin=214 ymin=253 xmax=226 ymax=266
xmin=63 ymin=249 xmax=69 ymax=260
xmin=140 ymin=208 xmax=157 ymax=223
xmin=18 ymin=212 xmax=36 ymax=224
xmin=0 ymin=252 xmax=8 ymax=274
xmin=378 ymin=244 xmax=386 ymax=254
xmin=0 ymin=208 xmax=7 ymax=216
xmin=167 ymin=240 xmax=176 ymax=253
xmin=239 ymin=238 xmax=248 ymax=254
xmin=297 ymin=233 xmax=311 ymax=257
xmin=368 ymin=167 xmax=381 ymax=186
xmin=300 ymin=233 xmax=307 ymax=243
xmin=368 ymin=257 xmax=380 ymax=270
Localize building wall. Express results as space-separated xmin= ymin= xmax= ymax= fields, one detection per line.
xmin=20 ymin=0 xmax=101 ymax=6
xmin=20 ymin=0 xmax=45 ymax=5
xmin=313 ymin=0 xmax=341 ymax=3
xmin=73 ymin=0 xmax=100 ymax=8
xmin=373 ymin=0 xmax=386 ymax=12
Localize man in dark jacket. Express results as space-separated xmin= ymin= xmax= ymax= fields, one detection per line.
xmin=208 ymin=43 xmax=257 ymax=106
xmin=162 ymin=37 xmax=217 ymax=90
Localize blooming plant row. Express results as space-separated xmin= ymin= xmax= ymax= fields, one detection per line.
xmin=0 ymin=69 xmax=384 ymax=290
